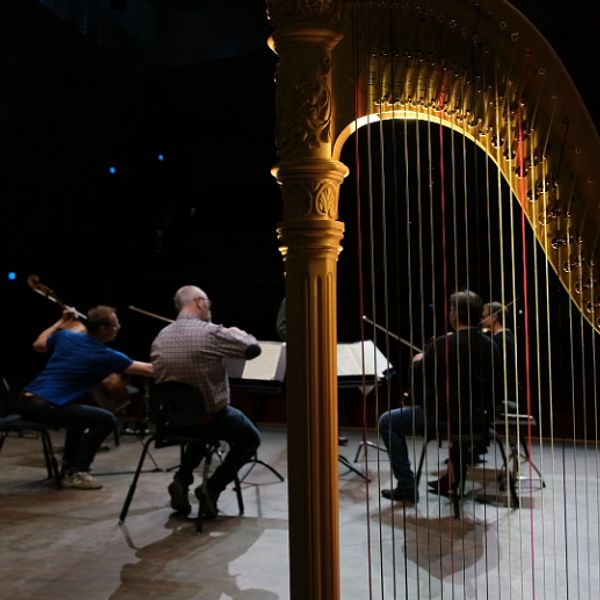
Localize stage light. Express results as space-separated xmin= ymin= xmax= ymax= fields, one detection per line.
xmin=108 ymin=166 xmax=117 ymax=175
xmin=157 ymin=153 xmax=165 ymax=161
xmin=8 ymin=272 xmax=16 ymax=281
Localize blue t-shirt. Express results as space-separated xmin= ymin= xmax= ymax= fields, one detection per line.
xmin=24 ymin=329 xmax=134 ymax=406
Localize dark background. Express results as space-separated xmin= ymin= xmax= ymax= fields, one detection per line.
xmin=1 ymin=1 xmax=599 ymax=427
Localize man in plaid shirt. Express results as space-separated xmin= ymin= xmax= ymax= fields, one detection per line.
xmin=151 ymin=285 xmax=262 ymax=518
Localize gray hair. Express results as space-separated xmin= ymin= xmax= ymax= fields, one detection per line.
xmin=173 ymin=285 xmax=206 ymax=311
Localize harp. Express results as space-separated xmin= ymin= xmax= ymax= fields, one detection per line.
xmin=267 ymin=1 xmax=600 ymax=598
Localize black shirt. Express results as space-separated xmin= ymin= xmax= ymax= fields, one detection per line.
xmin=411 ymin=328 xmax=503 ymax=430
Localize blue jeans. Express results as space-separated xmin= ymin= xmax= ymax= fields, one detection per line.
xmin=378 ymin=405 xmax=434 ymax=490
xmin=171 ymin=405 xmax=261 ymax=493
xmin=19 ymin=395 xmax=116 ymax=474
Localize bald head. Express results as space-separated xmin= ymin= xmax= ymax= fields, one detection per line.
xmin=173 ymin=286 xmax=205 ymax=310
xmin=173 ymin=285 xmax=211 ymax=321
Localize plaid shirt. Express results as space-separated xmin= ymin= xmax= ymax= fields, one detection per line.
xmin=150 ymin=313 xmax=259 ymax=414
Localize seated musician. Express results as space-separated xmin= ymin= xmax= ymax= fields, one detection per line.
xmin=378 ymin=290 xmax=502 ymax=502
xmin=150 ymin=285 xmax=262 ymax=519
xmin=19 ymin=306 xmax=154 ymax=490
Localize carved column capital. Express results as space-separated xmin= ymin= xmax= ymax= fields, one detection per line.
xmin=274 ymin=158 xmax=348 ymax=222
xmin=266 ymin=0 xmax=343 ymax=29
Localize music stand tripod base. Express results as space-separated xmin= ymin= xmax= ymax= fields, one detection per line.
xmin=239 ymin=453 xmax=285 ymax=483
xmin=339 ymin=454 xmax=370 ymax=481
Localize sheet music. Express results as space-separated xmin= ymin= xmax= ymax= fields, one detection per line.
xmin=337 ymin=340 xmax=391 ymax=378
xmin=226 ymin=340 xmax=388 ymax=382
xmin=226 ymin=341 xmax=286 ymax=382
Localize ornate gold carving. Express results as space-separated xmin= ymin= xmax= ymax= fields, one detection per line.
xmin=267 ymin=0 xmax=343 ymax=28
xmin=315 ymin=180 xmax=337 ymax=218
xmin=274 ymin=158 xmax=348 ymax=220
xmin=282 ymin=178 xmax=339 ymax=219
xmin=276 ymin=55 xmax=332 ymax=157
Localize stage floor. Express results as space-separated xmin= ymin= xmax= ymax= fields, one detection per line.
xmin=1 ymin=424 xmax=598 ymax=599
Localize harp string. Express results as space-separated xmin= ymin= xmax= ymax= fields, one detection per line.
xmin=481 ymin=107 xmax=504 ymax=588
xmin=350 ymin=9 xmax=377 ymax=598
xmin=338 ymin=3 xmax=600 ymax=599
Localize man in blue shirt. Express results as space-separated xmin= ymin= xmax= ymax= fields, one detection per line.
xmin=20 ymin=306 xmax=154 ymax=490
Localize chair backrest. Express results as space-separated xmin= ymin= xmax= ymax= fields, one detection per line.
xmin=0 ymin=377 xmax=13 ymax=418
xmin=149 ymin=381 xmax=208 ymax=429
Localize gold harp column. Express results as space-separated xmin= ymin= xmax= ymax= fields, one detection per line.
xmin=267 ymin=1 xmax=347 ymax=599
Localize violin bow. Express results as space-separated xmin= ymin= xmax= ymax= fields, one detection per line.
xmin=362 ymin=316 xmax=423 ymax=353
xmin=128 ymin=305 xmax=174 ymax=324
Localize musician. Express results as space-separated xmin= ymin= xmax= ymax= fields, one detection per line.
xmin=19 ymin=306 xmax=154 ymax=490
xmin=378 ymin=289 xmax=502 ymax=502
xmin=150 ymin=285 xmax=262 ymax=519
xmin=481 ymin=301 xmax=518 ymax=413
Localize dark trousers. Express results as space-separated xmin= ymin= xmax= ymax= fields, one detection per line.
xmin=172 ymin=405 xmax=260 ymax=493
xmin=19 ymin=395 xmax=116 ymax=474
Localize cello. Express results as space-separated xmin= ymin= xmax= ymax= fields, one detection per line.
xmin=27 ymin=274 xmax=131 ymax=414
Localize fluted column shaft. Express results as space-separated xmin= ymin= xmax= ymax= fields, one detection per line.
xmin=267 ymin=2 xmax=347 ymax=598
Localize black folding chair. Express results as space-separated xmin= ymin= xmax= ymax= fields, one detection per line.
xmin=118 ymin=381 xmax=244 ymax=533
xmin=0 ymin=377 xmax=62 ymax=489
xmin=415 ymin=417 xmax=519 ymax=518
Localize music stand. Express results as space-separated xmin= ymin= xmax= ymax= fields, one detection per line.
xmin=337 ymin=340 xmax=392 ymax=481
xmin=227 ymin=341 xmax=287 ymax=483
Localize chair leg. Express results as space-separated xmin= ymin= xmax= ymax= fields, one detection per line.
xmin=195 ymin=447 xmax=216 ymax=534
xmin=40 ymin=430 xmax=62 ymax=490
xmin=195 ymin=444 xmax=246 ymax=533
xmin=119 ymin=435 xmax=155 ymax=524
xmin=448 ymin=444 xmax=466 ymax=519
xmin=233 ymin=473 xmax=244 ymax=515
xmin=415 ymin=436 xmax=434 ymax=487
xmin=493 ymin=435 xmax=520 ymax=508
xmin=38 ymin=430 xmax=54 ymax=479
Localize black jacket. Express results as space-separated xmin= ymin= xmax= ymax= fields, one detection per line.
xmin=411 ymin=328 xmax=503 ymax=433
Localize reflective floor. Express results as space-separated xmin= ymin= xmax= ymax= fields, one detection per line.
xmin=1 ymin=425 xmax=598 ymax=599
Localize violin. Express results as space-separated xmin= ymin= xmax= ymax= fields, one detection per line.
xmin=27 ymin=274 xmax=131 ymax=413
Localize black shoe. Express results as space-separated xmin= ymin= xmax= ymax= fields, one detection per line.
xmin=381 ymin=487 xmax=419 ymax=503
xmin=195 ymin=481 xmax=220 ymax=520
xmin=168 ymin=480 xmax=191 ymax=516
xmin=427 ymin=475 xmax=451 ymax=497
xmin=338 ymin=436 xmax=348 ymax=446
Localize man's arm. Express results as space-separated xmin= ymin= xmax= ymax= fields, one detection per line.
xmin=222 ymin=326 xmax=262 ymax=360
xmin=32 ymin=309 xmax=82 ymax=352
xmin=124 ymin=361 xmax=155 ymax=378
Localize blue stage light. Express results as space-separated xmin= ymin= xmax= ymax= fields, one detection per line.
xmin=157 ymin=153 xmax=165 ymax=161
xmin=109 ymin=166 xmax=117 ymax=175
xmin=8 ymin=272 xmax=17 ymax=281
